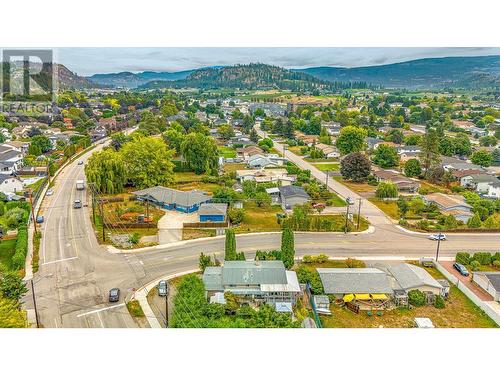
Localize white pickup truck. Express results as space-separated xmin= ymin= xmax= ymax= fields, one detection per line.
xmin=76 ymin=180 xmax=85 ymax=190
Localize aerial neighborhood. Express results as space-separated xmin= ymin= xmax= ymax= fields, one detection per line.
xmin=0 ymin=52 xmax=499 ymax=330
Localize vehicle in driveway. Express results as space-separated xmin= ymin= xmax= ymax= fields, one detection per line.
xmin=108 ymin=288 xmax=120 ymax=302
xmin=453 ymin=263 xmax=469 ymax=276
xmin=73 ymin=199 xmax=82 ymax=209
xmin=46 ymin=188 xmax=54 ymax=196
xmin=429 ymin=233 xmax=447 ymax=241
xmin=157 ymin=280 xmax=168 ymax=297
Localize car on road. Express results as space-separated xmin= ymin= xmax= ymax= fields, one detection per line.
xmin=77 ymin=160 xmax=84 ymax=165
xmin=73 ymin=199 xmax=82 ymax=209
xmin=428 ymin=233 xmax=447 ymax=241
xmin=46 ymin=188 xmax=54 ymax=196
xmin=346 ymin=197 xmax=355 ymax=205
xmin=108 ymin=288 xmax=120 ymax=302
xmin=157 ymin=280 xmax=168 ymax=297
xmin=36 ymin=215 xmax=44 ymax=223
xmin=453 ymin=263 xmax=469 ymax=276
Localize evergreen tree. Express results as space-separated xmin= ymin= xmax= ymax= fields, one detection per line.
xmin=224 ymin=229 xmax=237 ymax=261
xmin=280 ymin=226 xmax=295 ymax=269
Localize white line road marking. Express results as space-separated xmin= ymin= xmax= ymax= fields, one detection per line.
xmin=42 ymin=256 xmax=78 ymax=265
xmin=97 ymin=312 xmax=105 ymax=328
xmin=76 ymin=303 xmax=125 ymax=318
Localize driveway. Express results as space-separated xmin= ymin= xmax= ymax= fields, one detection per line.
xmin=440 ymin=261 xmax=494 ymax=301
xmin=157 ymin=210 xmax=198 ymax=244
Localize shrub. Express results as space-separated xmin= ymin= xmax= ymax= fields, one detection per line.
xmin=469 ymin=260 xmax=481 ymax=271
xmin=345 ymin=258 xmax=366 ymax=268
xmin=129 ymin=233 xmax=140 ymax=245
xmin=12 ymin=227 xmax=28 ymax=270
xmin=455 ymin=252 xmax=471 ymax=265
xmin=408 ymin=289 xmax=426 ymax=307
xmin=472 ymin=252 xmax=492 ymax=266
xmin=228 ymin=208 xmax=245 ymax=225
xmin=296 ymin=265 xmax=323 ymax=295
xmin=375 ymin=182 xmax=398 ymax=199
xmin=493 ymin=253 xmax=500 ymax=262
xmin=302 ymin=254 xmax=328 ymax=264
xmin=493 ymin=260 xmax=500 ymax=267
xmin=467 ymin=214 xmax=482 ymax=228
xmin=434 ymin=295 xmax=445 ymax=309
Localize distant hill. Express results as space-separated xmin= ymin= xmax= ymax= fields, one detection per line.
xmin=137 ymin=63 xmax=368 ymax=91
xmin=88 ymin=69 xmax=196 ymax=88
xmin=295 ymin=55 xmax=500 ymax=89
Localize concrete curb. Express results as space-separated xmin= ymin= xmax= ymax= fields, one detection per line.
xmin=395 ymin=225 xmax=500 ymax=237
xmin=132 ymin=269 xmax=199 ymax=329
xmin=107 ymin=225 xmax=376 ymax=254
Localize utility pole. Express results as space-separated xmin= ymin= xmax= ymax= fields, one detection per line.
xmin=29 ymin=189 xmax=37 ymax=234
xmin=30 ymin=279 xmax=39 ymax=328
xmin=165 ymin=293 xmax=169 ymax=328
xmin=435 ymin=233 xmax=442 ymax=262
xmin=98 ymin=197 xmax=106 ymax=242
xmin=344 ymin=202 xmax=350 ymax=234
xmin=46 ymin=158 xmax=51 ymax=185
xmin=357 ymin=198 xmax=362 ymax=230
xmin=325 ymin=171 xmax=329 ymax=190
xmin=146 ymin=200 xmax=150 ymax=228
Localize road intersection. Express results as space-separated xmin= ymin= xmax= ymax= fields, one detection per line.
xmin=24 ymin=131 xmax=500 ymax=328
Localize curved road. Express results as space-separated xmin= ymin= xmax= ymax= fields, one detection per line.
xmin=28 ymin=135 xmax=500 ymax=328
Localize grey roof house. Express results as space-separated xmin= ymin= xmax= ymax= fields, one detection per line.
xmin=472 ymin=272 xmax=500 ymax=301
xmin=278 ymin=185 xmax=311 ymax=210
xmin=317 ymin=268 xmax=394 ymax=297
xmin=133 ymin=186 xmax=211 ymax=213
xmin=203 ymin=260 xmax=301 ymax=306
xmin=387 ymin=263 xmax=444 ymax=296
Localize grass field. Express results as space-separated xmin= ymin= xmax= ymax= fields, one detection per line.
xmin=0 ymin=239 xmax=17 ymax=271
xmin=327 ymin=192 xmax=347 ymax=207
xmin=223 ymin=163 xmax=247 ymax=173
xmin=182 ymin=228 xmax=217 ymax=240
xmin=333 ymin=176 xmax=377 ymax=193
xmin=233 ymin=202 xmax=283 ymax=233
xmin=313 ymin=163 xmax=339 ymax=172
xmin=321 ymin=264 xmax=498 ymax=328
xmin=218 ymin=146 xmax=237 ymax=158
xmin=173 ymin=172 xmax=220 ymax=193
xmin=368 ymin=198 xmax=400 ymax=219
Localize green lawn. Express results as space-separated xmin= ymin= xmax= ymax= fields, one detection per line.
xmin=327 ymin=193 xmax=347 ymax=207
xmin=333 ymin=176 xmax=377 ymax=193
xmin=313 ymin=163 xmax=339 ymax=172
xmin=218 ymin=146 xmax=237 ymax=158
xmin=0 ymin=239 xmax=17 ymax=271
xmin=368 ymin=198 xmax=400 ymax=220
xmin=234 ymin=202 xmax=283 ymax=233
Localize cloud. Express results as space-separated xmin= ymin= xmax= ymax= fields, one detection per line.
xmin=56 ymin=47 xmax=500 ymax=75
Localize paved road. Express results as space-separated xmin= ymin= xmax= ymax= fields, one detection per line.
xmin=24 ymin=126 xmax=500 ymax=328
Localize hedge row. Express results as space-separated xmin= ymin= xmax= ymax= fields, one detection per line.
xmin=12 ymin=226 xmax=28 ymax=270
xmin=455 ymin=252 xmax=500 ymax=267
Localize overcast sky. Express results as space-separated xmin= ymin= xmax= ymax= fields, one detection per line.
xmin=56 ymin=47 xmax=500 ymax=76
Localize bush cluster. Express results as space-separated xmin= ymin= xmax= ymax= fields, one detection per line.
xmin=455 ymin=252 xmax=500 ymax=267
xmin=12 ymin=226 xmax=28 ymax=270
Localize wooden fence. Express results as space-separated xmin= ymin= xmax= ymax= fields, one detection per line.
xmin=183 ymin=221 xmax=229 ymax=229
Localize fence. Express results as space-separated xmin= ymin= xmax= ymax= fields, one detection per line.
xmin=433 ymin=261 xmax=500 ymax=326
xmin=183 ymin=221 xmax=229 ymax=229
xmin=305 ymin=283 xmax=322 ymax=328
xmin=103 ymin=221 xmax=153 ymax=229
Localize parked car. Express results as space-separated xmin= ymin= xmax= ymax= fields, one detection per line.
xmin=108 ymin=288 xmax=120 ymax=302
xmin=453 ymin=263 xmax=469 ymax=276
xmin=157 ymin=280 xmax=168 ymax=297
xmin=46 ymin=188 xmax=54 ymax=196
xmin=36 ymin=215 xmax=44 ymax=223
xmin=73 ymin=199 xmax=82 ymax=209
xmin=428 ymin=233 xmax=447 ymax=241
xmin=346 ymin=197 xmax=354 ymax=205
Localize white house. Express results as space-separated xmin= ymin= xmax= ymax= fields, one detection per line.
xmin=0 ymin=175 xmax=24 ymax=194
xmin=487 ymin=182 xmax=500 ymax=198
xmin=0 ymin=145 xmax=23 ymax=175
xmin=472 ymin=272 xmax=500 ymax=301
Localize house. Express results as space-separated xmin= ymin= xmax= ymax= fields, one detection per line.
xmin=322 ymin=122 xmax=341 ymax=136
xmin=236 ymin=169 xmax=295 ymax=186
xmin=202 ymin=260 xmax=301 ymax=306
xmin=315 ymin=143 xmax=340 ymax=158
xmin=463 ymin=174 xmax=499 ymax=194
xmin=3 ymin=141 xmax=29 ymax=155
xmin=472 ymin=272 xmax=500 ymax=301
xmin=278 ymin=185 xmax=311 ymax=210
xmin=469 ymin=127 xmax=487 ymax=137
xmin=236 ymin=146 xmax=263 ymax=160
xmin=397 ymin=145 xmax=421 ymax=155
xmin=133 ymin=186 xmax=211 ymax=213
xmin=387 ymin=263 xmax=444 ymax=296
xmin=198 ymin=203 xmax=228 ymax=223
xmin=0 ymin=175 xmax=24 ymax=194
xmin=0 ymin=145 xmax=23 ymax=175
xmin=441 ymin=157 xmax=484 ymax=172
xmin=90 ymin=124 xmax=107 ymax=141
xmin=487 ymin=181 xmax=500 ymax=198
xmin=367 ymin=137 xmax=383 ymax=150
xmin=423 ymin=193 xmax=473 ymax=222
xmin=317 ymin=268 xmax=394 ymax=299
xmin=294 ymin=131 xmax=319 ymax=147
xmin=453 ymin=169 xmax=483 ymax=186
xmin=247 ymin=154 xmax=278 ymax=169
xmin=399 ymin=151 xmax=421 ymax=163
xmin=372 ymin=169 xmax=420 ymax=193
xmin=265 ymin=187 xmax=281 ymax=204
